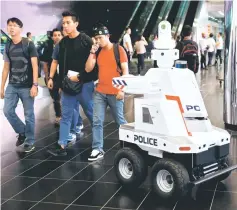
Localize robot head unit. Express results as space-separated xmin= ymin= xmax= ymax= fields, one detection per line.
xmin=151 ymin=20 xmax=179 ymax=68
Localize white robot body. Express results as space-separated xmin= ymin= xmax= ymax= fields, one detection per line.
xmin=112 ymin=20 xmax=236 ymax=200
xmin=113 ymin=67 xmax=230 ymax=157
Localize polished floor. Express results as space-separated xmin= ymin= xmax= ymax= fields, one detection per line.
xmin=1 ymin=64 xmax=237 ymax=210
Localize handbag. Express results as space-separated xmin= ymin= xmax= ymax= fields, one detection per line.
xmin=61 ymin=39 xmax=83 ymax=95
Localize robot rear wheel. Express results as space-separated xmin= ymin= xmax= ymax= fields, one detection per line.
xmin=114 ymin=147 xmax=148 ymax=188
xmin=151 ymin=158 xmax=190 ymax=200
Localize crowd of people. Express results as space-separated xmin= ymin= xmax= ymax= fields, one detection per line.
xmin=0 ymin=11 xmax=128 ymax=161
xmin=0 ymin=11 xmax=224 ymax=161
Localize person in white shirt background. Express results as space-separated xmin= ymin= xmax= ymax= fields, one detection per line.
xmin=134 ymin=34 xmax=148 ymax=75
xmin=123 ymin=27 xmax=133 ymax=65
xmin=207 ymin=33 xmax=216 ymax=66
xmin=199 ymin=32 xmax=208 ymax=70
xmin=215 ymin=32 xmax=223 ymax=65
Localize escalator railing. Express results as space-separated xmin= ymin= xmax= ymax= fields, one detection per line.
xmin=139 ymin=1 xmax=159 ymax=35
xmin=118 ymin=1 xmax=143 ymax=43
xmin=151 ymin=0 xmax=174 ymax=36
xmin=171 ymin=0 xmax=190 ymax=38
xmin=0 ymin=29 xmax=11 ymax=55
xmin=143 ymin=1 xmax=165 ymax=38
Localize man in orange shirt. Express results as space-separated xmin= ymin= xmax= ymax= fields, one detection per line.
xmin=85 ymin=25 xmax=129 ymax=161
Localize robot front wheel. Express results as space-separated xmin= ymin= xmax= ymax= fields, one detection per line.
xmin=151 ymin=159 xmax=190 ymax=200
xmin=114 ymin=147 xmax=148 ymax=188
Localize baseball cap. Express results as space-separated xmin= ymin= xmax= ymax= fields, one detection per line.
xmin=93 ymin=25 xmax=110 ymax=36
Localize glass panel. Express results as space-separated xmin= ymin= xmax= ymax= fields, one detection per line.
xmin=143 ymin=107 xmax=153 ymax=124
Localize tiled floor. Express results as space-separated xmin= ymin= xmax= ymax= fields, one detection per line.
xmin=1 ymin=65 xmax=237 ymax=210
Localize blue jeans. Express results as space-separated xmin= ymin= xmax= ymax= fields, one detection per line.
xmin=3 ymin=84 xmax=35 ymax=145
xmin=92 ymin=91 xmax=127 ymax=152
xmin=58 ymin=82 xmax=94 ymax=146
xmin=70 ymin=101 xmax=83 ymax=134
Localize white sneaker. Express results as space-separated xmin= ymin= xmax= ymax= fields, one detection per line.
xmin=79 ymin=124 xmax=84 ymax=130
xmin=67 ymin=133 xmax=76 ymax=142
xmin=88 ymin=149 xmax=104 ymax=161
xmin=75 ymin=124 xmax=83 ymax=134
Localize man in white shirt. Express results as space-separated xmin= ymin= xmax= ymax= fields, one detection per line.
xmin=123 ymin=27 xmax=133 ymax=64
xmin=207 ymin=33 xmax=216 ymax=66
xmin=215 ymin=32 xmax=223 ymax=65
xmin=199 ymin=33 xmax=208 ymax=69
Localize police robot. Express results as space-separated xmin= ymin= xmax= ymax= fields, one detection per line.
xmin=112 ymin=21 xmax=237 ymax=200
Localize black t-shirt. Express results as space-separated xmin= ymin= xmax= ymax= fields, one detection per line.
xmin=41 ymin=39 xmax=54 ymax=67
xmin=41 ymin=39 xmax=56 ymax=74
xmin=64 ymin=33 xmax=93 ymax=74
xmin=4 ymin=40 xmax=38 ymax=87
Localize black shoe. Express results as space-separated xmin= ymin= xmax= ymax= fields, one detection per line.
xmin=17 ymin=144 xmax=35 ymax=153
xmin=16 ymin=134 xmax=26 ymax=146
xmin=47 ymin=144 xmax=67 ymax=156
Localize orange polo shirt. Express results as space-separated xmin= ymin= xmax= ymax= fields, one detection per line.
xmin=96 ymin=45 xmax=128 ymax=94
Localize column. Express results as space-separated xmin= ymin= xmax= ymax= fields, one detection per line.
xmin=224 ymin=0 xmax=237 ymax=129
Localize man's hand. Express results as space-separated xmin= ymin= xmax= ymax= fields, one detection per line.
xmin=69 ymin=75 xmax=79 ymax=82
xmin=30 ymin=86 xmax=38 ymax=98
xmin=116 ymin=90 xmax=125 ymax=100
xmin=90 ymin=43 xmax=99 ymax=54
xmin=48 ymin=79 xmax=54 ymax=89
xmin=0 ymin=88 xmax=4 ymax=99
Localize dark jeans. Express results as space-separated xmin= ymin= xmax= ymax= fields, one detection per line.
xmin=215 ymin=49 xmax=223 ymax=64
xmin=208 ymin=52 xmax=214 ymax=66
xmin=3 ymin=84 xmax=35 ymax=145
xmin=137 ymin=53 xmax=145 ymax=74
xmin=49 ymin=88 xmax=61 ymax=117
xmin=201 ymin=51 xmax=207 ymax=69
xmin=125 ymin=49 xmax=131 ymax=67
xmin=45 ymin=77 xmax=61 ymax=118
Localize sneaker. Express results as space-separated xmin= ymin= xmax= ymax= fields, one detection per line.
xmin=88 ymin=149 xmax=104 ymax=161
xmin=47 ymin=144 xmax=67 ymax=156
xmin=76 ymin=124 xmax=84 ymax=134
xmin=75 ymin=126 xmax=81 ymax=134
xmin=67 ymin=133 xmax=76 ymax=142
xmin=16 ymin=134 xmax=26 ymax=146
xmin=17 ymin=144 xmax=35 ymax=153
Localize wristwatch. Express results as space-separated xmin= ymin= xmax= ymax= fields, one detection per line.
xmin=48 ymin=77 xmax=53 ymax=80
xmin=33 ymin=83 xmax=38 ymax=87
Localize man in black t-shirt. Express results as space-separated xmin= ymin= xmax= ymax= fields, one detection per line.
xmin=41 ymin=28 xmax=63 ymax=124
xmin=47 ymin=11 xmax=95 ymax=156
xmin=0 ymin=17 xmax=38 ymax=153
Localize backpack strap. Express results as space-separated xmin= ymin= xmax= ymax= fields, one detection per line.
xmin=113 ymin=43 xmax=122 ymax=76
xmin=21 ymin=37 xmax=30 ymax=59
xmin=5 ymin=40 xmax=12 ymax=60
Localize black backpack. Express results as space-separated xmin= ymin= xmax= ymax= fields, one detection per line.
xmin=95 ymin=43 xmax=127 ymax=77
xmin=180 ymin=40 xmax=199 ymax=73
xmin=5 ymin=37 xmax=41 ymax=77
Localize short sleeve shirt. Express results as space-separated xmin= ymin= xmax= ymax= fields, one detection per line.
xmin=96 ymin=46 xmax=128 ymax=95
xmin=4 ymin=40 xmax=38 ymax=87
